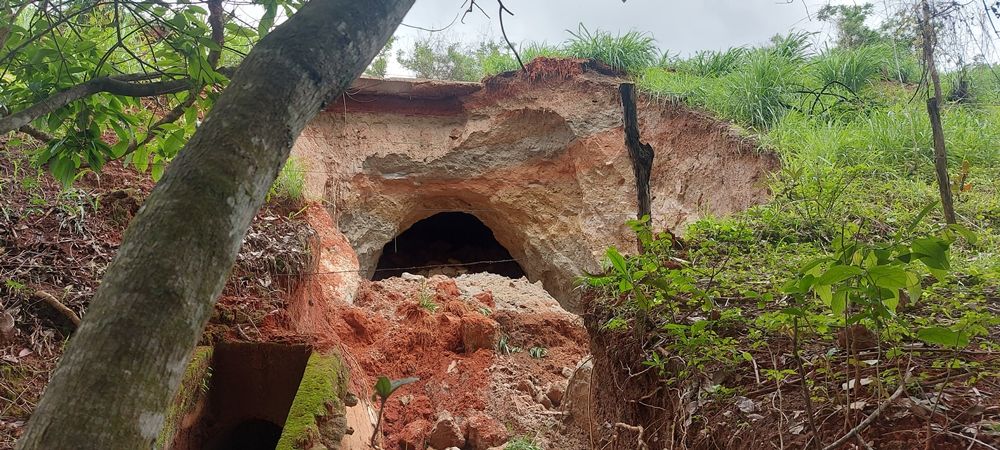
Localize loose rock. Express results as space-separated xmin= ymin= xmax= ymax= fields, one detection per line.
xmin=461 ymin=314 xmax=498 ymax=353
xmin=427 ymin=411 xmax=465 ymax=449
xmin=465 ymin=414 xmax=509 ymax=450
xmin=547 ymin=379 xmax=567 ymax=407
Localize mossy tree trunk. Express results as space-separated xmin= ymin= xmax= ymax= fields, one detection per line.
xmin=15 ymin=1 xmax=413 ymax=448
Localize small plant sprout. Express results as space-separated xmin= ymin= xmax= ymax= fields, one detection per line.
xmin=417 ymin=283 xmax=438 ymax=313
xmin=370 ymin=375 xmax=419 ymax=447
xmin=496 ymin=334 xmax=521 ymax=355
xmin=529 ymin=346 xmax=547 ymax=359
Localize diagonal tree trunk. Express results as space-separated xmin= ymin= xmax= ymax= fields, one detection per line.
xmin=15 ymin=1 xmax=413 ymax=448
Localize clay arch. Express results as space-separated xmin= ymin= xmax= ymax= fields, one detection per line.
xmin=347 ymin=194 xmax=584 ymax=308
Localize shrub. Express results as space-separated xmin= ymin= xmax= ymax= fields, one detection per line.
xmin=565 ymin=24 xmax=657 ymax=75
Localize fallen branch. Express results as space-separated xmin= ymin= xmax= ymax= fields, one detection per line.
xmin=33 ymin=291 xmax=81 ymax=328
xmin=821 ymin=373 xmax=910 ymax=450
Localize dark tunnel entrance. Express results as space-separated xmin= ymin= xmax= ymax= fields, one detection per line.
xmin=169 ymin=342 xmax=311 ymax=450
xmin=373 ymin=212 xmax=526 ymax=280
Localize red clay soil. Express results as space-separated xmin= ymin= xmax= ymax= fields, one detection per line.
xmin=316 ymin=274 xmax=589 ymax=450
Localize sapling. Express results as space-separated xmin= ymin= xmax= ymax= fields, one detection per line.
xmin=370 ymin=375 xmax=419 ymax=447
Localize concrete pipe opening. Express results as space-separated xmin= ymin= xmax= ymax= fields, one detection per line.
xmin=373 ymin=212 xmax=526 ymax=280
xmin=169 ymin=342 xmax=311 ymax=450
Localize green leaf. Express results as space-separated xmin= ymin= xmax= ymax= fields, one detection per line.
xmin=905 ymin=271 xmax=922 ymax=304
xmin=780 ymin=307 xmax=805 ymax=317
xmin=831 ymin=288 xmax=848 ymax=316
xmin=815 ymin=284 xmax=832 ymax=306
xmin=151 ymin=157 xmax=164 ymax=181
xmin=917 ymin=326 xmax=969 ymax=348
xmin=911 ymin=237 xmax=949 ymax=270
xmin=901 ymin=200 xmax=937 ymax=235
xmin=945 ymin=223 xmax=978 ymax=245
xmin=258 ymin=1 xmax=277 ymax=37
xmin=374 ymin=376 xmax=392 ymax=399
xmin=606 ymin=247 xmax=628 ymax=277
xmin=867 ymin=265 xmax=908 ymax=290
xmin=816 ymin=264 xmax=863 ymax=285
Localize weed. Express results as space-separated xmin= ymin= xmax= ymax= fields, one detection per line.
xmin=496 ymin=334 xmax=521 ymax=355
xmin=506 ymin=436 xmax=543 ymax=450
xmin=371 ymin=375 xmax=419 ymax=446
xmin=267 ymin=157 xmax=305 ymax=204
xmin=717 ymin=49 xmax=799 ymax=129
xmin=810 ymin=45 xmax=891 ymax=94
xmin=677 ymin=47 xmax=747 ymax=77
xmin=528 ymin=346 xmax=547 ymax=359
xmin=418 ymin=285 xmax=438 ymax=313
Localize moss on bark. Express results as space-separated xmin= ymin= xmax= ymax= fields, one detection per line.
xmin=156 ymin=346 xmax=213 ymax=449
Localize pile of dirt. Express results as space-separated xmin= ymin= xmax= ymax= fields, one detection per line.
xmin=327 ymin=273 xmax=589 ymax=449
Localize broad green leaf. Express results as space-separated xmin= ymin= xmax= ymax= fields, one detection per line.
xmin=815 ymin=284 xmax=832 ymax=306
xmin=867 ymin=265 xmax=907 ymax=290
xmin=816 ymin=265 xmax=863 ymax=285
xmin=606 ymin=247 xmax=628 ymax=277
xmin=911 ymin=237 xmax=949 ymax=270
xmin=830 ymin=288 xmax=848 ymax=316
xmin=917 ymin=326 xmax=969 ymax=348
xmin=258 ymin=1 xmax=277 ymax=37
xmin=945 ymin=224 xmax=978 ymax=245
xmin=905 ymin=272 xmax=922 ymax=304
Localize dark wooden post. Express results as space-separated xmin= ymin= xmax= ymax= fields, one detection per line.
xmin=619 ymin=83 xmax=655 ymax=252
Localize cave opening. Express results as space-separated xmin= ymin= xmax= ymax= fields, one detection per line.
xmin=169 ymin=342 xmax=312 ymax=450
xmin=373 ymin=211 xmax=526 ymax=280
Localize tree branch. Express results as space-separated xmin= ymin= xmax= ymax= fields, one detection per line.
xmin=0 ymin=75 xmax=194 ymax=135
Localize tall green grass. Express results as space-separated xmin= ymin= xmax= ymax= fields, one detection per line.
xmin=677 ymin=47 xmax=747 ymax=76
xmin=717 ymin=50 xmax=800 ymax=129
xmin=565 ymin=24 xmax=657 ymax=75
xmin=810 ymin=45 xmax=891 ymax=93
xmin=481 ymin=42 xmax=568 ymax=76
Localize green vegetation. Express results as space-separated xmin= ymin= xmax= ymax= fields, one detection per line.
xmin=276 ymin=353 xmax=348 ymax=450
xmin=0 ymin=0 xmax=299 ymax=185
xmin=370 ymin=375 xmax=419 ymax=447
xmin=267 ymin=157 xmax=306 ymax=204
xmin=156 ymin=347 xmax=213 ymax=449
xmin=564 ymin=24 xmax=657 ymax=75
xmin=584 ymin=22 xmax=1000 ymax=394
xmin=506 ymin=436 xmax=543 ymax=450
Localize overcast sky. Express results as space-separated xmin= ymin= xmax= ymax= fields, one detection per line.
xmin=385 ymin=0 xmax=861 ymax=76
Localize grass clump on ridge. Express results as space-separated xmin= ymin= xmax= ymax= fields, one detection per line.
xmin=564 ymin=23 xmax=657 ymax=75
